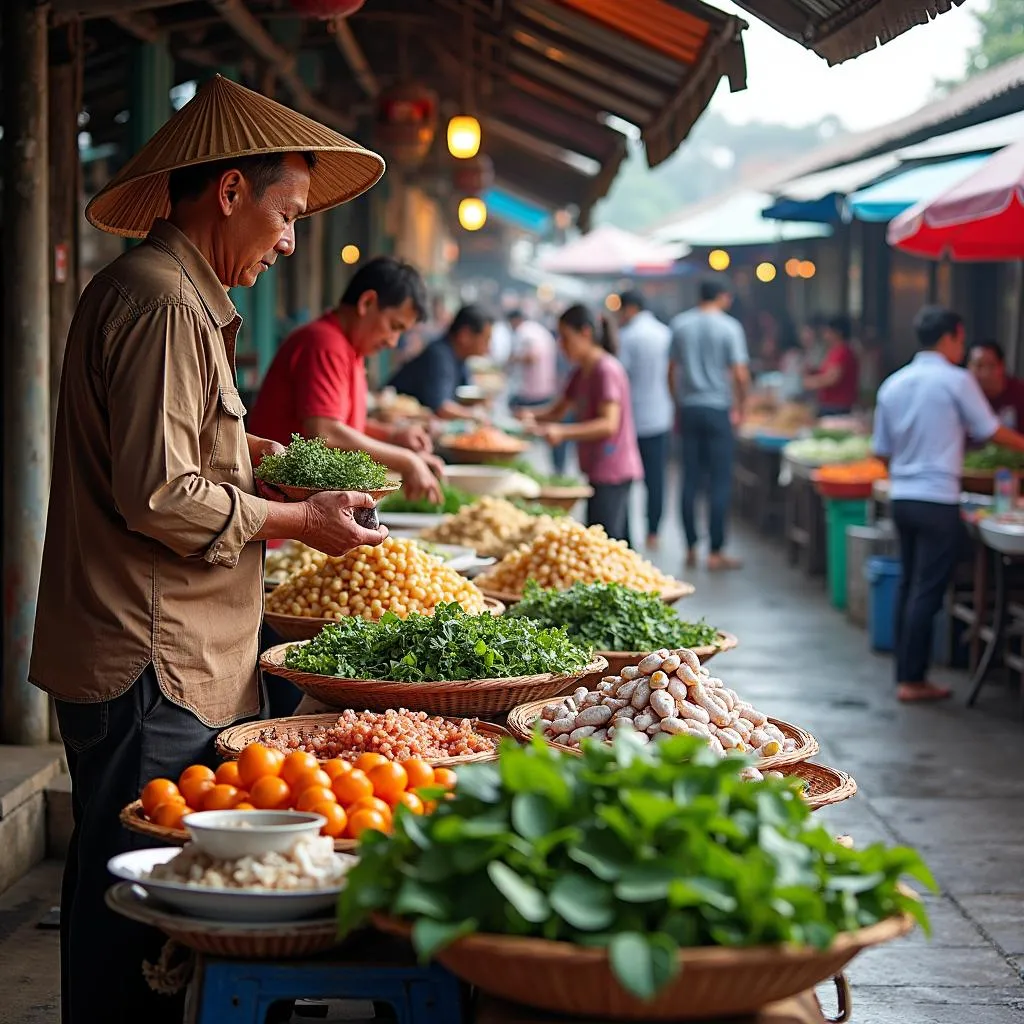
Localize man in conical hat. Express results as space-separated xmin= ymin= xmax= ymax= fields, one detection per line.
xmin=31 ymin=76 xmax=388 ymax=1024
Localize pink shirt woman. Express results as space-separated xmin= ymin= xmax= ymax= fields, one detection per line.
xmin=519 ymin=304 xmax=642 ymax=543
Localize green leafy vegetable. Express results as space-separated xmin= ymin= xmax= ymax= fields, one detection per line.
xmin=378 ymin=484 xmax=477 ymax=515
xmin=963 ymin=444 xmax=1024 ymax=471
xmin=284 ymin=602 xmax=592 ymax=681
xmin=338 ymin=733 xmax=934 ymax=1001
xmin=488 ymin=457 xmax=581 ymax=489
xmin=256 ymin=434 xmax=389 ymax=490
xmin=508 ymin=580 xmax=719 ymax=651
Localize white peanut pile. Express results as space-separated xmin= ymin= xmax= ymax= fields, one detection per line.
xmin=536 ymin=648 xmax=795 ymax=776
xmin=147 ymin=835 xmax=350 ymax=891
xmin=265 ymin=541 xmax=328 ymax=585
xmin=421 ymin=497 xmax=558 ymax=559
xmin=476 ymin=520 xmax=681 ymax=596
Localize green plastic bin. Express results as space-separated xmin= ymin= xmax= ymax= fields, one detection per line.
xmin=825 ymin=498 xmax=868 ymax=610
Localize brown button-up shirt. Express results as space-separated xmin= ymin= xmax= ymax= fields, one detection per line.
xmin=31 ymin=220 xmax=269 ymax=727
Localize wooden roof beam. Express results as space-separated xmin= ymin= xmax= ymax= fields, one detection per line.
xmin=330 ymin=17 xmax=379 ymax=98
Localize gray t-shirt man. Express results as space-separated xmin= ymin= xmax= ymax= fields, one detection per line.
xmin=669 ymin=307 xmax=749 ymax=409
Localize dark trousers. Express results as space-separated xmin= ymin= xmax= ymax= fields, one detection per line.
xmin=892 ymin=500 xmax=962 ymax=684
xmin=679 ymin=406 xmax=735 ymax=552
xmin=636 ymin=431 xmax=670 ymax=538
xmin=263 ymin=620 xmax=304 ymax=718
xmin=55 ymin=667 xmax=252 ymax=1024
xmin=587 ymin=481 xmax=633 ymax=543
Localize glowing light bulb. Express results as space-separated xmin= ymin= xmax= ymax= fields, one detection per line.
xmin=447 ymin=115 xmax=481 ymax=159
xmin=458 ymin=196 xmax=487 ymax=231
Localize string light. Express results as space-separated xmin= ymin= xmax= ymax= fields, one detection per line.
xmin=799 ymin=260 xmax=817 ymax=279
xmin=755 ymin=262 xmax=777 ymax=283
xmin=447 ymin=115 xmax=481 ymax=159
xmin=785 ymin=258 xmax=802 ymax=278
xmin=340 ymin=244 xmax=360 ymax=265
xmin=605 ymin=293 xmax=622 ymax=312
xmin=708 ymin=249 xmax=731 ymax=271
xmin=458 ymin=197 xmax=487 ymax=231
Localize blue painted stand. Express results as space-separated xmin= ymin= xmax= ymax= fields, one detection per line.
xmin=194 ymin=956 xmax=465 ymax=1024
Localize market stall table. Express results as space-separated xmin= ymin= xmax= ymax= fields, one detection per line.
xmin=781 ymin=456 xmax=825 ymax=578
xmin=734 ymin=434 xmax=785 ymax=537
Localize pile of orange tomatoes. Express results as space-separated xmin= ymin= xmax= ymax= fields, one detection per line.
xmin=139 ymin=742 xmax=455 ymax=840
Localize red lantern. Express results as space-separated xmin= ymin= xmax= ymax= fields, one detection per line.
xmin=375 ymin=83 xmax=438 ymax=169
xmin=288 ymin=0 xmax=365 ymax=17
xmin=452 ymin=154 xmax=494 ymax=196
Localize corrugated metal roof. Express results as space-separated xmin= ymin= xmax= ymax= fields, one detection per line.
xmin=731 ymin=0 xmax=967 ymax=65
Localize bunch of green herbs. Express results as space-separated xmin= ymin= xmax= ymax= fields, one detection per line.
xmin=284 ymin=603 xmax=591 ymax=681
xmin=378 ymin=484 xmax=477 ymax=515
xmin=338 ymin=732 xmax=933 ymax=1001
xmin=256 ymin=434 xmax=389 ymax=490
xmin=963 ymin=444 xmax=1024 ymax=471
xmin=508 ymin=580 xmax=719 ymax=651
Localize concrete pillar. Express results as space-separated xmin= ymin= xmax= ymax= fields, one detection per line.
xmin=2 ymin=0 xmax=51 ymax=745
xmin=130 ymin=41 xmax=173 ymax=151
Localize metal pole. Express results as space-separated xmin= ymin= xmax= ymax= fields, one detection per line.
xmin=2 ymin=0 xmax=52 ymax=745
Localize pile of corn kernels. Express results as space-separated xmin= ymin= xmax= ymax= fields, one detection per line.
xmin=420 ymin=497 xmax=558 ymax=558
xmin=258 ymin=709 xmax=496 ymax=761
xmin=475 ymin=520 xmax=681 ymax=596
xmin=265 ymin=536 xmax=486 ymax=620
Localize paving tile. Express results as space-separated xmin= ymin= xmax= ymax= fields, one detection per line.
xmin=959 ymin=895 xmax=1024 ymax=956
xmin=843 ymin=945 xmax=1024 ymax=988
xmin=870 ymin=799 xmax=1024 ymax=847
xmin=846 ymin=994 xmax=1024 ymax=1024
xmin=886 ymin=897 xmax=986 ymax=948
xmin=0 ymin=746 xmax=65 ymax=820
xmin=907 ymin=844 xmax=1024 ymax=896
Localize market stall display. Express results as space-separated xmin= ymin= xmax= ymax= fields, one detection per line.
xmin=439 ymin=424 xmax=529 ymax=463
xmin=338 ymin=733 xmax=928 ymax=1019
xmin=370 ymin=389 xmax=431 ymax=424
xmin=961 ymin=444 xmax=1024 ymax=494
xmin=264 ymin=537 xmax=492 ymax=640
xmin=261 ymin=603 xmax=605 ymax=716
xmin=484 ymin=458 xmax=595 ymax=510
xmin=418 ymin=496 xmax=560 ymax=558
xmin=474 ymin=520 xmax=692 ymax=603
xmin=377 ymin=482 xmax=476 ymax=516
xmin=783 ymin=435 xmax=874 ymax=467
xmin=813 ymin=458 xmax=888 ymax=500
xmin=264 ymin=541 xmax=328 ymax=588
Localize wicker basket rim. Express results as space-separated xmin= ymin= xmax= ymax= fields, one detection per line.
xmin=267 ymin=482 xmax=402 ymax=501
xmin=592 ymin=635 xmax=738 ymax=660
xmin=438 ymin=436 xmax=529 ymax=455
xmin=476 ymin=581 xmax=696 ymax=606
xmin=264 ymin=596 xmax=505 ymax=630
xmin=259 ymin=646 xmax=608 ymax=690
xmin=372 ymin=911 xmax=913 ymax=964
xmin=535 ymin=484 xmax=594 ymax=498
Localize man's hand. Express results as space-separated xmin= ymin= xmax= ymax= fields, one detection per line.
xmin=730 ymin=407 xmax=743 ymax=429
xmin=400 ymin=453 xmax=444 ymax=503
xmin=300 ymin=491 xmax=388 ymax=555
xmin=391 ymin=423 xmax=434 ymax=454
xmin=247 ymin=435 xmax=285 ymax=467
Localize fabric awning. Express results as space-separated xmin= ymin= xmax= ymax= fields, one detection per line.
xmin=762 ymin=154 xmax=901 ymax=223
xmin=896 ymin=110 xmax=1024 ymax=161
xmin=482 ymin=188 xmax=551 ymax=235
xmin=652 ymin=190 xmax=831 ymax=248
xmin=848 ymin=154 xmax=989 ymax=222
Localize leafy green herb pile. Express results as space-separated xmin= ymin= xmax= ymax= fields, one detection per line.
xmin=338 ymin=733 xmax=933 ymax=1001
xmin=963 ymin=444 xmax=1024 ymax=471
xmin=284 ymin=603 xmax=592 ymax=681
xmin=810 ymin=427 xmax=854 ymax=442
xmin=256 ymin=435 xmax=390 ymax=490
xmin=379 ymin=484 xmax=477 ymax=515
xmin=508 ymin=580 xmax=719 ymax=652
xmin=489 ymin=457 xmax=581 ymax=489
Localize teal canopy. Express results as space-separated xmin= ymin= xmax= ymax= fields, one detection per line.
xmin=848 ymin=155 xmax=990 ymax=223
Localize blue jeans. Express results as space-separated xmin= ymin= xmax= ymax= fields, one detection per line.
xmin=635 ymin=431 xmax=670 ymax=538
xmin=679 ymin=406 xmax=735 ymax=553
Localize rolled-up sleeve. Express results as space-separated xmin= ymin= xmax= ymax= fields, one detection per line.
xmin=104 ymin=302 xmax=267 ymax=564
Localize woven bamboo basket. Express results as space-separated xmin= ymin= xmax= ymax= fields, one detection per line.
xmin=586 ymin=634 xmax=739 ymax=679
xmin=263 ymin=482 xmax=401 ymax=503
xmin=215 ymin=714 xmax=509 ymax=766
xmin=789 ymin=762 xmax=857 ymax=811
xmin=105 ymin=883 xmax=344 ymax=959
xmin=477 ymin=580 xmax=695 ymax=607
xmin=505 ymin=700 xmax=818 ymax=773
xmin=372 ymin=912 xmax=912 ymax=1019
xmin=259 ymin=645 xmax=609 ymax=717
xmin=119 ymin=800 xmax=358 ymax=853
xmin=534 ymin=485 xmax=593 ymax=511
xmin=264 ymin=597 xmax=505 ymax=643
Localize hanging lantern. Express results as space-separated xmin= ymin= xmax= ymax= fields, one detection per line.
xmin=375 ymin=82 xmax=438 ymax=169
xmin=452 ymin=154 xmax=494 ymax=196
xmin=458 ymin=197 xmax=487 ymax=232
xmin=447 ymin=115 xmax=481 ymax=159
xmin=288 ymin=0 xmax=366 ymax=16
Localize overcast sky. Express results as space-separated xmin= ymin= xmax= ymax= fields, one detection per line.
xmin=703 ymin=0 xmax=987 ymax=130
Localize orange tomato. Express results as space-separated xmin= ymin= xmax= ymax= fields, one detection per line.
xmin=322 ymin=758 xmax=352 ymax=781
xmin=401 ymin=758 xmax=434 ymax=791
xmin=152 ymin=801 xmax=191 ymax=829
xmin=178 ymin=764 xmax=215 ymax=788
xmin=237 ymin=743 xmax=286 ymax=789
xmin=349 ymin=796 xmax=393 ymax=823
xmin=296 ymin=785 xmax=337 ymax=812
xmin=249 ymin=775 xmax=292 ymax=810
xmin=141 ymin=779 xmax=181 ymax=817
xmin=354 ymin=752 xmax=389 ymax=774
xmin=311 ymin=801 xmax=347 ymax=838
xmin=394 ymin=791 xmax=424 ymax=815
xmin=332 ymin=768 xmax=373 ymax=806
xmin=234 ymin=802 xmax=255 ymax=811
xmin=432 ymin=768 xmax=457 ymax=791
xmin=291 ymin=768 xmax=333 ymax=795
xmin=280 ymin=751 xmax=320 ymax=787
xmin=345 ymin=807 xmax=390 ymax=839
xmin=202 ymin=784 xmax=243 ymax=811
xmin=215 ymin=761 xmax=243 ymax=787
xmin=367 ymin=762 xmax=408 ymax=802
xmin=179 ymin=776 xmax=215 ymax=810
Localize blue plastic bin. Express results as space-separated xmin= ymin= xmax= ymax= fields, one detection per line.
xmin=866 ymin=555 xmax=901 ymax=652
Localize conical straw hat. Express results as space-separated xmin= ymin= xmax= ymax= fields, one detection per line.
xmin=86 ymin=75 xmax=385 ymax=238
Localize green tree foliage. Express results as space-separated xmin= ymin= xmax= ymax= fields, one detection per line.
xmin=964 ymin=0 xmax=1024 ymax=76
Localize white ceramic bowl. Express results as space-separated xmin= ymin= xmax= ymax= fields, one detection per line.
xmin=442 ymin=464 xmax=517 ymax=496
xmin=108 ymin=847 xmax=351 ymax=923
xmin=182 ymin=810 xmax=326 ymax=859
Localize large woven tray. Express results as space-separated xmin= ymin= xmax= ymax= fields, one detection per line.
xmin=119 ymin=800 xmax=358 ymax=853
xmin=259 ymin=645 xmax=609 ymax=718
xmin=215 ymin=713 xmax=509 ymax=766
xmin=372 ymin=912 xmax=912 ymax=1020
xmin=106 ymin=883 xmax=344 ymax=959
xmin=476 ymin=580 xmax=695 ymax=607
xmin=264 ymin=596 xmax=505 ymax=643
xmin=589 ymin=633 xmax=738 ymax=677
xmin=505 ymin=700 xmax=819 ymax=773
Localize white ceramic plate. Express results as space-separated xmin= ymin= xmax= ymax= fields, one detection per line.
xmin=378 ymin=511 xmax=447 ymax=530
xmin=108 ymin=848 xmax=353 ymax=923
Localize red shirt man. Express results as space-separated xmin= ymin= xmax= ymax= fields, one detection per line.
xmin=804 ymin=315 xmax=859 ymax=414
xmin=249 ymin=256 xmax=443 ymax=500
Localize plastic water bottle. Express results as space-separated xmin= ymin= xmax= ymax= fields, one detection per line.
xmin=994 ymin=468 xmax=1017 ymax=514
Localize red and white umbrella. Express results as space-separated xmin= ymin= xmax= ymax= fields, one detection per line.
xmin=538 ymin=224 xmax=686 ymax=276
xmin=888 ymin=139 xmax=1024 ymax=261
